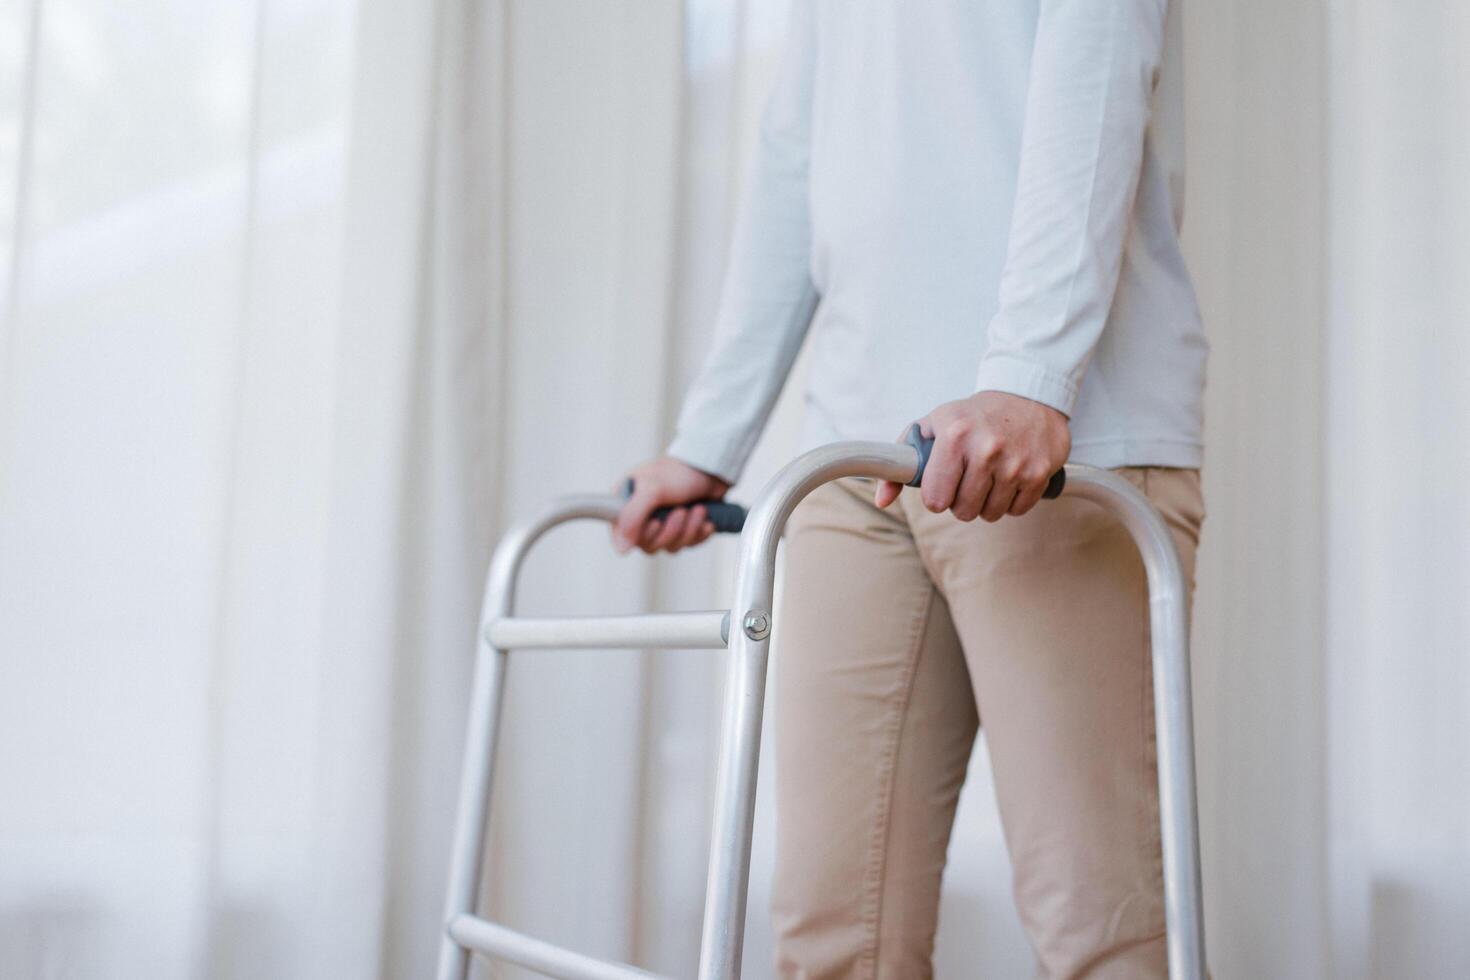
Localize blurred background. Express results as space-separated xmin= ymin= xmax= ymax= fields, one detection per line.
xmin=0 ymin=0 xmax=1466 ymax=978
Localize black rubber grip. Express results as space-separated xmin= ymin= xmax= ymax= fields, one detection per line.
xmin=621 ymin=478 xmax=747 ymax=533
xmin=903 ymin=422 xmax=1066 ymax=499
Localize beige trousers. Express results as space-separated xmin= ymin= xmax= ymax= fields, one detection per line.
xmin=771 ymin=468 xmax=1204 ymax=980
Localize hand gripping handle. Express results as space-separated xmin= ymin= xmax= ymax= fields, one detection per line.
xmin=903 ymin=422 xmax=1066 ymax=499
xmin=621 ymin=478 xmax=748 ymax=534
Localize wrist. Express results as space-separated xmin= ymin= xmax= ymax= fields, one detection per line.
xmin=967 ymin=389 xmax=1069 ymax=426
xmin=666 ymin=434 xmax=743 ymax=486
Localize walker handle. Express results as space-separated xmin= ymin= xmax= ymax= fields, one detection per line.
xmin=621 ymin=479 xmax=748 ymax=534
xmin=903 ymin=422 xmax=1066 ymax=499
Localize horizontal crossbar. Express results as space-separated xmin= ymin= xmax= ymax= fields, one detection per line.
xmin=449 ymin=914 xmax=672 ymax=980
xmin=485 ymin=611 xmax=730 ymax=650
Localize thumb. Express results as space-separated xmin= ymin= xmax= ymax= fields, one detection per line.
xmin=614 ymin=483 xmax=661 ymax=553
xmin=874 ymin=479 xmax=902 ymax=509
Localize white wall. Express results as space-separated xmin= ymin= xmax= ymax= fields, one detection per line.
xmin=1183 ymin=0 xmax=1332 ymax=975
xmin=1326 ymin=3 xmax=1470 ymax=976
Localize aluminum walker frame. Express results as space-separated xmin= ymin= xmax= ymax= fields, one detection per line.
xmin=435 ymin=435 xmax=1208 ymax=980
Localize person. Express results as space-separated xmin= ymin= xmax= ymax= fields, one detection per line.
xmin=614 ymin=1 xmax=1207 ymax=976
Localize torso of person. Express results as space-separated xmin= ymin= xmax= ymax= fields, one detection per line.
xmin=801 ymin=0 xmax=1204 ymax=468
xmin=669 ymin=0 xmax=1208 ymax=481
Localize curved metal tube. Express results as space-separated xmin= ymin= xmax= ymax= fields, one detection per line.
xmin=482 ymin=494 xmax=624 ymax=623
xmin=436 ymin=494 xmax=622 ymax=980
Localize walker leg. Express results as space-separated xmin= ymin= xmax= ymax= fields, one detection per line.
xmin=695 ymin=623 xmax=771 ymax=980
xmin=1151 ymin=595 xmax=1207 ymax=980
xmin=693 ymin=440 xmax=921 ymax=980
xmin=1065 ymin=469 xmax=1207 ymax=979
xmin=435 ymin=637 xmax=510 ymax=980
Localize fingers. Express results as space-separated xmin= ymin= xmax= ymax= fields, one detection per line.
xmin=874 ymin=480 xmax=902 ymax=509
xmin=612 ymin=456 xmax=731 ymax=555
xmin=671 ymin=504 xmax=712 ymax=552
xmin=877 ymin=421 xmax=925 ymax=509
xmin=950 ymin=459 xmax=995 ymax=522
xmin=613 ymin=482 xmax=660 ymax=553
xmin=871 ymin=400 xmax=1071 ymax=523
xmin=919 ymin=425 xmax=965 ymax=514
xmin=681 ymin=521 xmax=716 ymax=549
xmin=644 ymin=507 xmax=690 ymax=554
xmin=660 ymin=505 xmax=717 ymax=552
xmin=979 ymin=476 xmax=1019 ymax=523
xmin=1007 ymin=469 xmax=1050 ymax=518
xmin=636 ymin=517 xmax=664 ymax=553
xmin=631 ymin=505 xmax=717 ymax=555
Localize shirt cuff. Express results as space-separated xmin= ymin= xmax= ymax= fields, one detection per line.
xmin=666 ymin=431 xmax=745 ymax=486
xmin=974 ymin=353 xmax=1080 ymax=418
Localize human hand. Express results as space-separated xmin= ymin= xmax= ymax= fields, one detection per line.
xmin=613 ymin=456 xmax=731 ymax=554
xmin=874 ymin=391 xmax=1070 ymax=522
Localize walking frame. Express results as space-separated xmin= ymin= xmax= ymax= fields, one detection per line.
xmin=435 ymin=429 xmax=1208 ymax=980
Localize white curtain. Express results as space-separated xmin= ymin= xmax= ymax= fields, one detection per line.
xmin=0 ymin=0 xmax=500 ymax=976
xmin=2 ymin=1 xmax=1467 ymax=979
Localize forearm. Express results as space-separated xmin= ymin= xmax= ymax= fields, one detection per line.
xmin=667 ymin=281 xmax=816 ymax=484
xmin=668 ymin=167 xmax=817 ymax=483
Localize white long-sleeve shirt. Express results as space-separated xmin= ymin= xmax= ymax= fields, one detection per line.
xmin=668 ymin=0 xmax=1207 ymax=483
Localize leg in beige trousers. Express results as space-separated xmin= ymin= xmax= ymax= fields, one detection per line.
xmin=771 ymin=468 xmax=1204 ymax=980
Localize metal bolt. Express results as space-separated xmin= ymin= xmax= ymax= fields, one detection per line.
xmin=742 ymin=610 xmax=771 ymax=641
